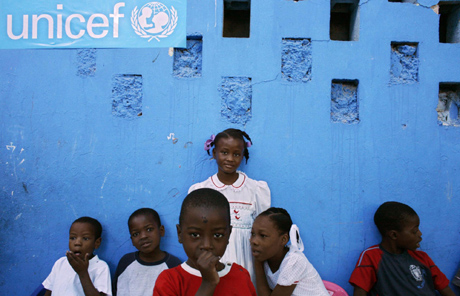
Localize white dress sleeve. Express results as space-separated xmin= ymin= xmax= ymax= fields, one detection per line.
xmin=254 ymin=180 xmax=271 ymax=216
xmin=277 ymin=251 xmax=308 ymax=287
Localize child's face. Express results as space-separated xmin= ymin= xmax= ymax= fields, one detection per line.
xmin=129 ymin=214 xmax=164 ymax=257
xmin=250 ymin=215 xmax=288 ymax=262
xmin=177 ymin=206 xmax=231 ymax=269
xmin=68 ymin=222 xmax=101 ymax=259
xmin=212 ymin=137 xmax=245 ymax=175
xmin=394 ymin=214 xmax=422 ymax=252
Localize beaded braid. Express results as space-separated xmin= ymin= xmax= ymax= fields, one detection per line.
xmin=207 ymin=128 xmax=253 ymax=164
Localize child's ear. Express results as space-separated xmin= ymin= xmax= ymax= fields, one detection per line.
xmin=159 ymin=225 xmax=165 ymax=237
xmin=388 ymin=230 xmax=398 ymax=240
xmin=176 ymin=224 xmax=182 ymax=244
xmin=281 ymin=233 xmax=289 ymax=245
xmin=94 ymin=237 xmax=102 ymax=250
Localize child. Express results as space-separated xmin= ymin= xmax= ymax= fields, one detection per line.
xmin=250 ymin=207 xmax=329 ymax=296
xmin=153 ymin=188 xmax=256 ymax=295
xmin=349 ymin=201 xmax=455 ymax=296
xmin=188 ymin=128 xmax=271 ymax=280
xmin=43 ymin=216 xmax=112 ymax=296
xmin=113 ymin=208 xmax=182 ymax=296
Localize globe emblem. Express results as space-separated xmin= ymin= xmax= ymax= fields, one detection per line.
xmin=138 ymin=2 xmax=170 ymax=34
xmin=131 ymin=2 xmax=178 ymax=42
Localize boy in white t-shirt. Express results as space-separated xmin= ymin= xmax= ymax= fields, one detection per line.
xmin=43 ymin=216 xmax=111 ymax=296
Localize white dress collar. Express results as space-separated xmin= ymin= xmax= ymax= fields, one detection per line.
xmin=210 ymin=171 xmax=247 ymax=190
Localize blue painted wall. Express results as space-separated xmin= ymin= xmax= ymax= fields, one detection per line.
xmin=1 ymin=0 xmax=460 ymax=294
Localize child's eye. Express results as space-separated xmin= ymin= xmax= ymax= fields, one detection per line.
xmin=214 ymin=233 xmax=224 ymax=238
xmin=69 ymin=236 xmax=76 ymax=240
xmin=221 ymin=151 xmax=228 ymax=155
xmin=234 ymin=153 xmax=240 ymax=157
xmin=147 ymin=228 xmax=153 ymax=232
xmin=83 ymin=237 xmax=90 ymax=241
xmin=132 ymin=232 xmax=139 ymax=238
xmin=190 ymin=233 xmax=200 ymax=238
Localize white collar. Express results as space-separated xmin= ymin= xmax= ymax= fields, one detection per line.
xmin=181 ymin=262 xmax=233 ymax=277
xmin=210 ymin=171 xmax=247 ymax=189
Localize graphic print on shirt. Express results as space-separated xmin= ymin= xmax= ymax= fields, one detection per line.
xmin=410 ymin=264 xmax=426 ymax=288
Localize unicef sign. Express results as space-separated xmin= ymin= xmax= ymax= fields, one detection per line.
xmin=0 ymin=0 xmax=186 ymax=49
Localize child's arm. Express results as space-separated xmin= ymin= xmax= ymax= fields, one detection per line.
xmin=66 ymin=251 xmax=106 ymax=296
xmin=44 ymin=290 xmax=51 ymax=296
xmin=438 ymin=286 xmax=456 ymax=296
xmin=194 ymin=251 xmax=221 ymax=296
xmin=353 ymin=286 xmax=367 ymax=296
xmin=254 ymin=259 xmax=296 ymax=296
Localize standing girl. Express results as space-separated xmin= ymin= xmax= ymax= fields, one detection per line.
xmin=188 ymin=128 xmax=271 ymax=281
xmin=250 ymin=208 xmax=329 ymax=296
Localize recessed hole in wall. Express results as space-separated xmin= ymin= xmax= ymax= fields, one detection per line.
xmin=331 ymin=79 xmax=359 ymax=124
xmin=330 ymin=0 xmax=360 ymax=41
xmin=439 ymin=2 xmax=460 ymax=43
xmin=173 ymin=35 xmax=203 ymax=78
xmin=437 ymin=83 xmax=460 ymax=126
xmin=281 ymin=38 xmax=312 ymax=83
xmin=223 ymin=0 xmax=250 ymax=38
xmin=76 ymin=48 xmax=96 ymax=77
xmin=112 ymin=74 xmax=143 ymax=119
xmin=390 ymin=42 xmax=419 ymax=85
xmin=220 ymin=77 xmax=252 ymax=124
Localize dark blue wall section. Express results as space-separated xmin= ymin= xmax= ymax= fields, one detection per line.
xmin=1 ymin=1 xmax=460 ymax=294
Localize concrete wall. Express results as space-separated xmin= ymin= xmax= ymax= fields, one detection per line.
xmin=1 ymin=0 xmax=460 ymax=294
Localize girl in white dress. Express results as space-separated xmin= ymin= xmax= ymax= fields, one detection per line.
xmin=250 ymin=208 xmax=330 ymax=296
xmin=188 ymin=128 xmax=271 ymax=281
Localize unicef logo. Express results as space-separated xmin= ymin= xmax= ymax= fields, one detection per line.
xmin=131 ymin=2 xmax=178 ymax=42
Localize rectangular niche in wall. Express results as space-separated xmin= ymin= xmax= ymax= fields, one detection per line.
xmin=390 ymin=42 xmax=419 ymax=85
xmin=331 ymin=79 xmax=359 ymax=124
xmin=439 ymin=2 xmax=460 ymax=43
xmin=330 ymin=0 xmax=360 ymax=41
xmin=223 ymin=0 xmax=250 ymax=38
xmin=220 ymin=77 xmax=252 ymax=124
xmin=76 ymin=49 xmax=97 ymax=77
xmin=112 ymin=74 xmax=143 ymax=118
xmin=437 ymin=83 xmax=460 ymax=126
xmin=173 ymin=35 xmax=203 ymax=78
xmin=281 ymin=38 xmax=312 ymax=82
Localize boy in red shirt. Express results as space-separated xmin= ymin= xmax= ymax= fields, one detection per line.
xmin=349 ymin=201 xmax=455 ymax=296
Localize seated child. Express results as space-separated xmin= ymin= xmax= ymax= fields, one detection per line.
xmin=250 ymin=207 xmax=329 ymax=296
xmin=43 ymin=216 xmax=111 ymax=296
xmin=349 ymin=201 xmax=455 ymax=296
xmin=113 ymin=208 xmax=182 ymax=296
xmin=153 ymin=188 xmax=256 ymax=295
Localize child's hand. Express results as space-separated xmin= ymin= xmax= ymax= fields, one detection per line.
xmin=66 ymin=251 xmax=89 ymax=275
xmin=195 ymin=250 xmax=221 ymax=286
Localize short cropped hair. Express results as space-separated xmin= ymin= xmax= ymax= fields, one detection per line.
xmin=179 ymin=188 xmax=230 ymax=225
xmin=374 ymin=201 xmax=418 ymax=235
xmin=72 ymin=216 xmax=103 ymax=239
xmin=128 ymin=208 xmax=161 ymax=227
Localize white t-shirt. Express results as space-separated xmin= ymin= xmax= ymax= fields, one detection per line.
xmin=189 ymin=171 xmax=271 ymax=281
xmin=264 ymin=247 xmax=329 ymax=296
xmin=43 ymin=255 xmax=112 ymax=296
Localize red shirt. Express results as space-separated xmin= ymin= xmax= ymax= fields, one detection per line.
xmin=153 ymin=262 xmax=256 ymax=296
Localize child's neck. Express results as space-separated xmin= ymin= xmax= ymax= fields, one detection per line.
xmin=380 ymin=239 xmax=404 ymax=254
xmin=217 ymin=171 xmax=239 ymax=185
xmin=139 ymin=249 xmax=166 ymax=263
xmin=267 ymin=246 xmax=289 ymax=273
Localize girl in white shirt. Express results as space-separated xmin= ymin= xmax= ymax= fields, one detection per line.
xmin=188 ymin=128 xmax=271 ymax=281
xmin=250 ymin=207 xmax=329 ymax=296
